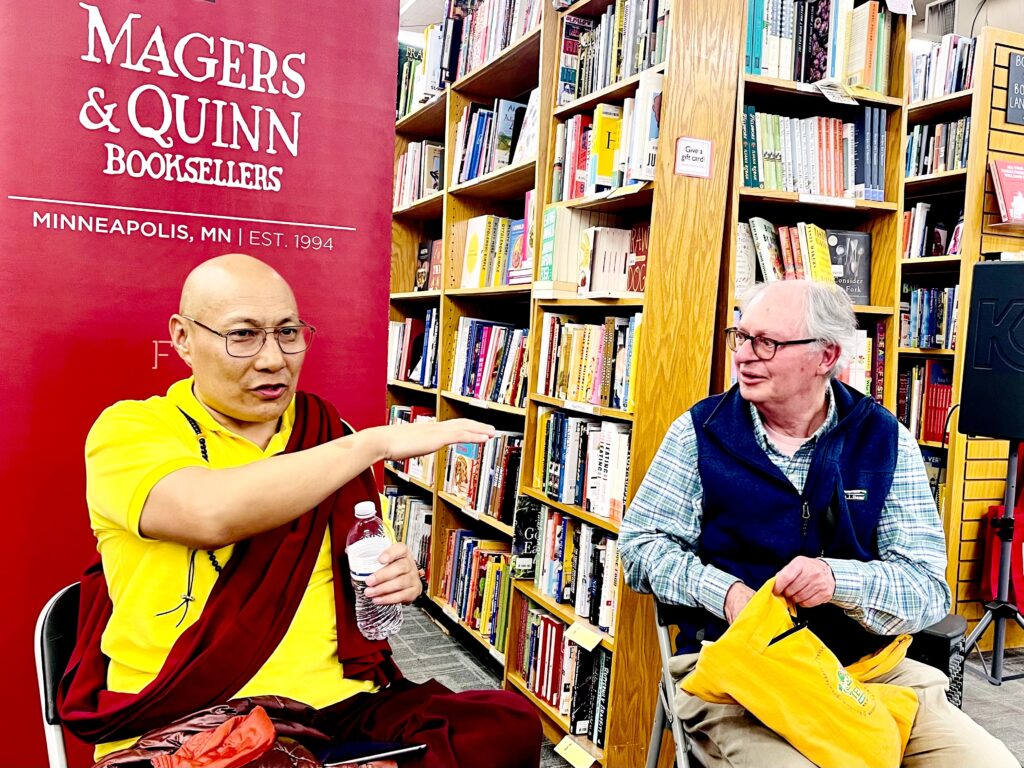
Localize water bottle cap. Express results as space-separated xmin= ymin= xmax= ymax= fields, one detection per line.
xmin=354 ymin=501 xmax=376 ymax=518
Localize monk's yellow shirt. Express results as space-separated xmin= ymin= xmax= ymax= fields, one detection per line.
xmin=86 ymin=378 xmax=374 ymax=758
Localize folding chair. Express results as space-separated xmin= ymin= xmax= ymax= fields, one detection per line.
xmin=34 ymin=583 xmax=80 ymax=768
xmin=645 ymin=598 xmax=967 ymax=768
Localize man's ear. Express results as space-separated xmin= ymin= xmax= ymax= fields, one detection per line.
xmin=818 ymin=342 xmax=842 ymax=376
xmin=169 ymin=314 xmax=193 ymax=368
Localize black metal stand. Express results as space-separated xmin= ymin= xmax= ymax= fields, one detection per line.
xmin=963 ymin=442 xmax=1024 ymax=685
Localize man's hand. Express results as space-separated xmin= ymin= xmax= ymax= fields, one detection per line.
xmin=364 ymin=543 xmax=423 ymax=605
xmin=373 ymin=418 xmax=495 ymax=462
xmin=773 ymin=556 xmax=835 ymax=608
xmin=725 ymin=581 xmax=755 ymax=624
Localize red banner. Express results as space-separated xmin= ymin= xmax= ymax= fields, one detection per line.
xmin=0 ymin=2 xmax=396 ymax=763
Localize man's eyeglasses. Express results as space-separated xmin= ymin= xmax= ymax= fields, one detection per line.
xmin=182 ymin=316 xmax=316 ymax=358
xmin=724 ymin=327 xmax=820 ymax=362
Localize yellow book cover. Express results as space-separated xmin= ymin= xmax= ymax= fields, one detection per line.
xmin=480 ymin=559 xmax=498 ymax=634
xmin=590 ymin=103 xmax=623 ymax=192
xmin=804 ymin=224 xmax=836 ymax=283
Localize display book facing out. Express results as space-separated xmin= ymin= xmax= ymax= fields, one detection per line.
xmin=717 ymin=0 xmax=909 ymax=413
xmin=388 ymin=0 xmax=749 ymax=764
xmin=900 ymin=27 xmax=1024 ymax=650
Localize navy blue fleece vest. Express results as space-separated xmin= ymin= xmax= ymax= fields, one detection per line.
xmin=678 ymin=381 xmax=898 ymax=665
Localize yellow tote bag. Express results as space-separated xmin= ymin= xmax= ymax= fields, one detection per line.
xmin=680 ymin=579 xmax=919 ymax=768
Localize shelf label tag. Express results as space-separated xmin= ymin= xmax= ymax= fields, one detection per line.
xmin=674 ymin=137 xmax=713 ymax=178
xmin=555 ymin=736 xmax=598 ymax=768
xmin=489 ymin=647 xmax=505 ymax=665
xmin=566 ymin=620 xmax=604 ymax=651
xmin=563 ymin=400 xmax=597 ymax=415
xmin=883 ymin=0 xmax=915 ymax=15
xmin=815 ymin=81 xmax=859 ymax=105
xmin=798 ymin=193 xmax=856 ymax=208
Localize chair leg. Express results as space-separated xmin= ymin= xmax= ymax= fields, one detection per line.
xmin=646 ymin=690 xmax=667 ymax=768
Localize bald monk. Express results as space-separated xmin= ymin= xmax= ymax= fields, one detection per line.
xmin=60 ymin=254 xmax=542 ymax=768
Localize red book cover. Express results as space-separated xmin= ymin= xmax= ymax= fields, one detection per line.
xmin=989 ymin=159 xmax=1024 ymax=224
xmin=922 ymin=359 xmax=953 ymax=443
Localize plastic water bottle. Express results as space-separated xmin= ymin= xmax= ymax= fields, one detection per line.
xmin=346 ymin=501 xmax=403 ymax=640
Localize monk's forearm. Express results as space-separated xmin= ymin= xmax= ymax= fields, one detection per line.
xmin=141 ymin=429 xmax=385 ymax=548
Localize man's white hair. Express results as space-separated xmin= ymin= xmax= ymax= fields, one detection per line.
xmin=739 ymin=281 xmax=859 ymax=379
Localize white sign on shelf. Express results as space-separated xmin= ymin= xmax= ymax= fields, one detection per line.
xmin=554 ymin=736 xmax=597 ymax=768
xmin=815 ymin=81 xmax=859 ymax=105
xmin=674 ymin=137 xmax=713 ymax=178
xmin=798 ymin=193 xmax=856 ymax=208
xmin=565 ymin=620 xmax=604 ymax=652
xmin=883 ymin=0 xmax=915 ymax=15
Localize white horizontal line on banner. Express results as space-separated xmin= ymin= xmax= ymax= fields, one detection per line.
xmin=7 ymin=195 xmax=357 ymax=232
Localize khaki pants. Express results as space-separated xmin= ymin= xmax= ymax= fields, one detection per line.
xmin=669 ymin=653 xmax=1020 ymax=768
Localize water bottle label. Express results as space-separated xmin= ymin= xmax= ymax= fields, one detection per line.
xmin=347 ymin=536 xmax=389 ymax=580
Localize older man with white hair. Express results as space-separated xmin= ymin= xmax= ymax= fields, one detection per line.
xmin=620 ymin=280 xmax=1018 ymax=767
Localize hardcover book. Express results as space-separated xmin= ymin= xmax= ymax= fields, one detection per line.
xmin=825 ymin=229 xmax=871 ymax=304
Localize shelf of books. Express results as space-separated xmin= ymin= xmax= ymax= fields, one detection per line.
xmin=899 ymin=26 xmax=1024 ymax=651
xmin=716 ymin=0 xmax=909 ymax=417
xmin=391 ymin=0 xmax=737 ymax=763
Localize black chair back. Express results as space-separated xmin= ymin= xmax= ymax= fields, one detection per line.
xmin=38 ymin=583 xmax=79 ymax=725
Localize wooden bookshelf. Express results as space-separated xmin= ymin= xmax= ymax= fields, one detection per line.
xmin=716 ymin=9 xmax=908 ymax=417
xmin=384 ymin=463 xmax=435 ymax=495
xmin=393 ymin=191 xmax=444 ymax=220
xmin=898 ymin=28 xmax=1024 ymax=651
xmin=389 ymin=0 xmax=761 ymax=764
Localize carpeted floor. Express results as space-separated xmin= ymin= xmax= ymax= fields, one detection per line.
xmin=392 ymin=603 xmax=1024 ymax=767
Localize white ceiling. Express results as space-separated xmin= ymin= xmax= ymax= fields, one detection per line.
xmin=400 ymin=0 xmax=446 ymax=32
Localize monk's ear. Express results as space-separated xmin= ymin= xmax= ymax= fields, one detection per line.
xmin=169 ymin=314 xmax=193 ymax=368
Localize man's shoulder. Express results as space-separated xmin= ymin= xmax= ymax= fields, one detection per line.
xmin=87 ymin=385 xmax=188 ymax=445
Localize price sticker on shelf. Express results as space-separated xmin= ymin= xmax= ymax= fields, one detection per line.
xmin=565 ymin=620 xmax=604 ymax=652
xmin=554 ymin=736 xmax=598 ymax=768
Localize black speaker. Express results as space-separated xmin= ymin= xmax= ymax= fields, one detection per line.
xmin=958 ymin=261 xmax=1024 ymax=441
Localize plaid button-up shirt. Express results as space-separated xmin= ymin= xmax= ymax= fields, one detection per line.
xmin=619 ymin=390 xmax=951 ymax=635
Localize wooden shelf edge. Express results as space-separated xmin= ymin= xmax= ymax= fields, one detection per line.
xmin=428 ymin=594 xmax=507 ymax=665
xmin=744 ymin=73 xmax=902 ymax=107
xmin=383 ymin=464 xmax=435 ymax=494
xmin=448 ymin=158 xmax=537 ymax=196
xmin=553 ymin=64 xmax=667 ymax=118
xmin=441 ymin=390 xmax=527 ymax=416
xmin=534 ymin=294 xmax=646 ymax=307
xmin=899 ymin=255 xmax=963 ymax=266
xmin=445 ymin=284 xmax=533 ymax=297
xmin=531 ymin=393 xmax=635 ymax=422
xmin=390 ymin=289 xmax=442 ymax=300
xmin=450 ymin=26 xmax=542 ymax=93
xmin=507 ymin=672 xmax=573 ymax=731
xmin=396 ymin=92 xmax=446 ymax=133
xmin=904 ymin=168 xmax=968 ymax=188
xmin=387 ymin=378 xmax=439 ymax=395
xmin=906 ymin=90 xmax=973 ymax=122
xmin=521 ymin=486 xmax=621 ymax=534
xmin=514 ymin=580 xmax=616 ymax=651
xmin=392 ymin=191 xmax=444 ymax=217
xmin=895 ymin=347 xmax=956 ymax=356
xmin=437 ymin=490 xmax=515 ymax=536
xmin=851 ymin=305 xmax=894 ymax=315
xmin=739 ymin=188 xmax=897 ymax=210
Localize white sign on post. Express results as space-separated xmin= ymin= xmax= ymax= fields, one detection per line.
xmin=674 ymin=137 xmax=713 ymax=178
